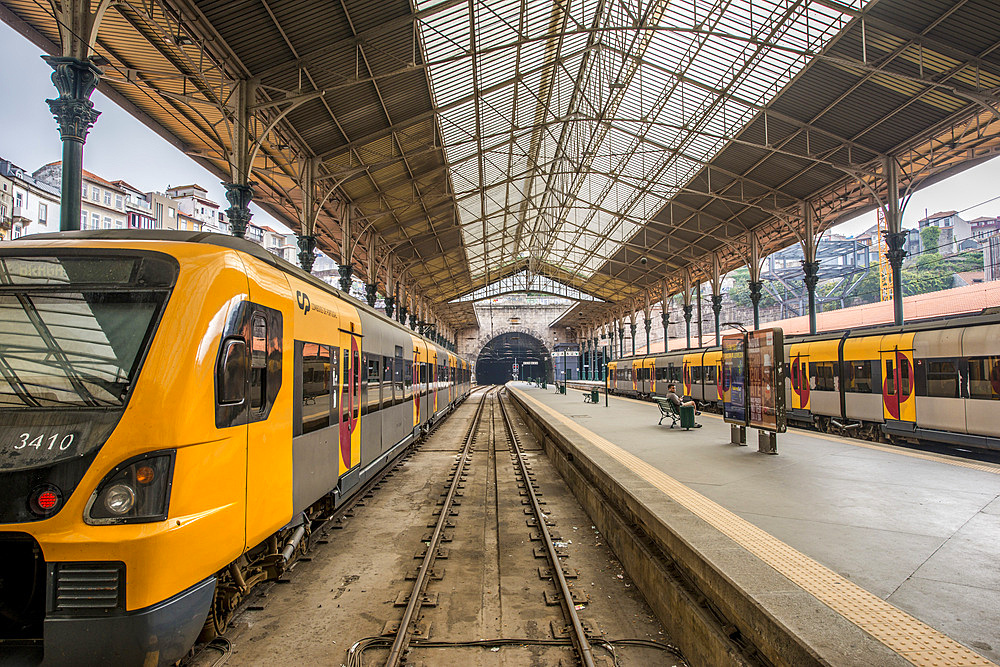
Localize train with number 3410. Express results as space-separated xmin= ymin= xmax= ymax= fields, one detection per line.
xmin=0 ymin=230 xmax=471 ymax=665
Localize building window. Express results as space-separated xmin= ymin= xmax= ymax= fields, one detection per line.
xmin=103 ymin=216 xmax=112 ymax=229
xmin=91 ymin=212 xmax=100 ymax=228
xmin=91 ymin=188 xmax=100 ymax=202
xmin=15 ymin=192 xmax=23 ymax=208
xmin=81 ymin=184 xmax=88 ymax=199
xmin=81 ymin=211 xmax=87 ymax=229
xmin=115 ymin=195 xmax=123 ymax=209
xmin=168 ymin=208 xmax=175 ymax=218
xmin=38 ymin=203 xmax=47 ymax=223
xmin=103 ymin=192 xmax=112 ymax=206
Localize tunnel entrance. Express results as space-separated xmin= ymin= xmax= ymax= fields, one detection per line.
xmin=475 ymin=332 xmax=551 ymax=385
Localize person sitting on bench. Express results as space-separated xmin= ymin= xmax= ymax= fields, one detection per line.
xmin=665 ymin=383 xmax=702 ymax=428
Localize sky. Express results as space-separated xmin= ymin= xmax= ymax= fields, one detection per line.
xmin=0 ymin=21 xmax=291 ymax=234
xmin=2 ymin=19 xmax=998 ymax=247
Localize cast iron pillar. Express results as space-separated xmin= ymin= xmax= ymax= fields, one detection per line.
xmin=364 ymin=283 xmax=377 ymax=307
xmin=683 ymin=304 xmax=693 ymax=349
xmin=629 ymin=323 xmax=637 ymax=357
xmin=384 ymin=296 xmax=395 ymax=319
xmin=618 ymin=326 xmax=624 ymax=358
xmin=338 ymin=263 xmax=353 ymax=294
xmin=661 ymin=312 xmax=670 ymax=353
xmin=802 ymin=260 xmax=820 ymax=334
xmin=885 ymin=231 xmax=907 ymax=325
xmin=644 ymin=318 xmax=652 ymax=355
xmin=594 ymin=338 xmax=602 ymax=381
xmin=296 ymin=235 xmax=316 ymax=273
xmin=409 ymin=313 xmax=417 ymax=331
xmin=748 ymin=280 xmax=763 ymax=330
xmin=44 ymin=56 xmax=101 ymax=232
xmin=224 ymin=183 xmax=254 ymax=239
xmin=711 ymin=294 xmax=723 ymax=343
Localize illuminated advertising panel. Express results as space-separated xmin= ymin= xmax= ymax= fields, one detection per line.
xmin=722 ymin=334 xmax=747 ymax=425
xmin=747 ymin=328 xmax=786 ymax=433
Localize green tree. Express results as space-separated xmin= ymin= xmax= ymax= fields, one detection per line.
xmin=920 ymin=225 xmax=941 ymax=255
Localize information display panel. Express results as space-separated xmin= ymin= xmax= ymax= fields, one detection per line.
xmin=747 ymin=328 xmax=786 ymax=433
xmin=722 ymin=334 xmax=747 ymax=425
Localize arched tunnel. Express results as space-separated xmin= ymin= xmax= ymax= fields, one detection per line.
xmin=475 ymin=332 xmax=552 ymax=385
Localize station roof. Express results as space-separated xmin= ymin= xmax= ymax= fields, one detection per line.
xmin=3 ymin=0 xmax=1000 ymax=330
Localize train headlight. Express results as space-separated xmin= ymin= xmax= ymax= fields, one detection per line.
xmin=103 ymin=484 xmax=136 ymax=514
xmin=85 ymin=451 xmax=175 ymax=525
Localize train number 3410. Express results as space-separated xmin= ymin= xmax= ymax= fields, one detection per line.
xmin=13 ymin=432 xmax=75 ymax=451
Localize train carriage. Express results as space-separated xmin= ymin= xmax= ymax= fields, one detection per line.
xmin=0 ymin=231 xmax=470 ymax=665
xmin=606 ymin=310 xmax=1000 ymax=453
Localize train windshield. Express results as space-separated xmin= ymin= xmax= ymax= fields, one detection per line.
xmin=0 ymin=253 xmax=178 ymax=409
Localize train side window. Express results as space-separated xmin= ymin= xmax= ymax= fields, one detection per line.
xmin=382 ymin=355 xmax=393 ymax=407
xmin=924 ymin=359 xmax=958 ymax=398
xmin=249 ymin=315 xmax=267 ymax=412
xmin=691 ymin=366 xmax=702 ymax=383
xmin=394 ymin=347 xmax=404 ymax=398
xmin=969 ymin=357 xmax=1000 ymax=400
xmin=300 ymin=343 xmax=332 ymax=434
xmin=846 ymin=361 xmax=873 ymax=393
xmin=885 ymin=360 xmax=895 ymax=395
xmin=366 ymin=355 xmax=381 ymax=413
xmin=217 ymin=337 xmax=246 ymax=404
xmin=404 ymin=357 xmax=413 ymax=399
xmin=811 ymin=362 xmax=836 ymax=392
xmin=899 ymin=357 xmax=911 ymax=396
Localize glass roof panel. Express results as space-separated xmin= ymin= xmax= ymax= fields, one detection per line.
xmin=415 ymin=0 xmax=865 ymax=281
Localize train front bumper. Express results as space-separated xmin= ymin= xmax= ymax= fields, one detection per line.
xmin=42 ymin=574 xmax=215 ymax=667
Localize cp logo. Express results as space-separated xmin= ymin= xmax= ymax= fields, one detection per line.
xmin=296 ymin=291 xmax=311 ymax=314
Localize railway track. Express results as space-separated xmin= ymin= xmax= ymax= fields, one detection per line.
xmin=197 ymin=387 xmax=683 ymax=666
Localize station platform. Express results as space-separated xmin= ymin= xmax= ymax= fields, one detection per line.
xmin=508 ymin=381 xmax=1000 ymax=666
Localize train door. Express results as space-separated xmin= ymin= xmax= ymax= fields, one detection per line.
xmin=607 ymin=361 xmax=617 ymax=393
xmin=240 ymin=302 xmax=285 ymax=549
xmin=789 ymin=344 xmax=810 ymax=412
xmin=339 ymin=329 xmax=362 ymax=476
xmin=644 ymin=357 xmax=656 ymax=396
xmin=412 ymin=343 xmax=422 ymax=427
xmin=881 ymin=333 xmax=915 ymax=424
xmin=430 ymin=348 xmax=438 ymax=416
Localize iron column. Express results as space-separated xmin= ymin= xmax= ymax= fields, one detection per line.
xmin=44 ymin=56 xmax=101 ymax=232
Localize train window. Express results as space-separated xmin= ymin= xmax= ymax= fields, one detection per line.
xmin=705 ymin=366 xmax=717 ymax=384
xmin=669 ymin=365 xmax=681 ymax=382
xmin=382 ymin=355 xmax=394 ymax=407
xmin=899 ymin=357 xmax=911 ymax=397
xmin=846 ymin=361 xmax=873 ymax=393
xmin=217 ymin=338 xmax=246 ymax=405
xmin=394 ymin=347 xmax=404 ymax=398
xmin=885 ymin=360 xmax=895 ymax=395
xmin=250 ymin=315 xmax=267 ymax=412
xmin=810 ymin=362 xmax=837 ymax=392
xmin=924 ymin=359 xmax=958 ymax=398
xmin=404 ymin=357 xmax=413 ymax=399
xmin=299 ymin=343 xmax=332 ymax=434
xmin=969 ymin=357 xmax=1000 ymax=400
xmin=691 ymin=366 xmax=702 ymax=383
xmin=366 ymin=355 xmax=380 ymax=413
xmin=791 ymin=359 xmax=800 ymax=390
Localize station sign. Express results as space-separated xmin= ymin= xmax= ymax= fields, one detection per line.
xmin=747 ymin=328 xmax=786 ymax=433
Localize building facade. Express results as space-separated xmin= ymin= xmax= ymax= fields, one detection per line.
xmin=34 ymin=162 xmax=127 ymax=232
xmin=1 ymin=158 xmax=61 ymax=239
xmin=166 ymin=184 xmax=226 ymax=232
xmin=918 ymin=210 xmax=976 ymax=254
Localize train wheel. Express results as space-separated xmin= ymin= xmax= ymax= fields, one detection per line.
xmin=196 ymin=582 xmax=237 ymax=642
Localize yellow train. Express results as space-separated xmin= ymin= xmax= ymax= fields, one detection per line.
xmin=608 ymin=311 xmax=1000 ymax=451
xmin=0 ymin=230 xmax=470 ymax=665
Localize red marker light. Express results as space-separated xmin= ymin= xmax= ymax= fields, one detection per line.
xmin=37 ymin=491 xmax=58 ymax=510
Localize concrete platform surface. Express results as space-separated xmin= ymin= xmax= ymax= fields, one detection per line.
xmin=510 ymin=382 xmax=1000 ymax=666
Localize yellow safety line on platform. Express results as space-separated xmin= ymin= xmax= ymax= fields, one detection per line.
xmin=515 ymin=387 xmax=995 ymax=667
xmin=561 ymin=384 xmax=1000 ymax=475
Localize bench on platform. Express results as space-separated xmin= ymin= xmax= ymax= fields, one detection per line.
xmin=654 ymin=397 xmax=680 ymax=428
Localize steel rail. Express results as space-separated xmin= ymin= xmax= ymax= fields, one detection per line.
xmin=497 ymin=390 xmax=596 ymax=667
xmin=384 ymin=386 xmax=495 ymax=667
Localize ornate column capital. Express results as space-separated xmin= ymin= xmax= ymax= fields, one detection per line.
xmin=682 ymin=304 xmax=694 ymax=321
xmin=223 ymin=182 xmax=254 ymax=238
xmin=801 ymin=260 xmax=821 ymax=291
xmin=338 ymin=263 xmax=354 ymax=293
xmin=296 ymin=234 xmax=317 ymax=273
xmin=365 ymin=283 xmax=378 ymax=307
xmin=384 ymin=295 xmax=395 ymax=319
xmin=43 ymin=56 xmax=101 ymax=143
xmin=883 ymin=230 xmax=908 ymax=267
xmin=710 ymin=293 xmax=723 ymax=314
xmin=748 ymin=280 xmax=763 ymax=306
